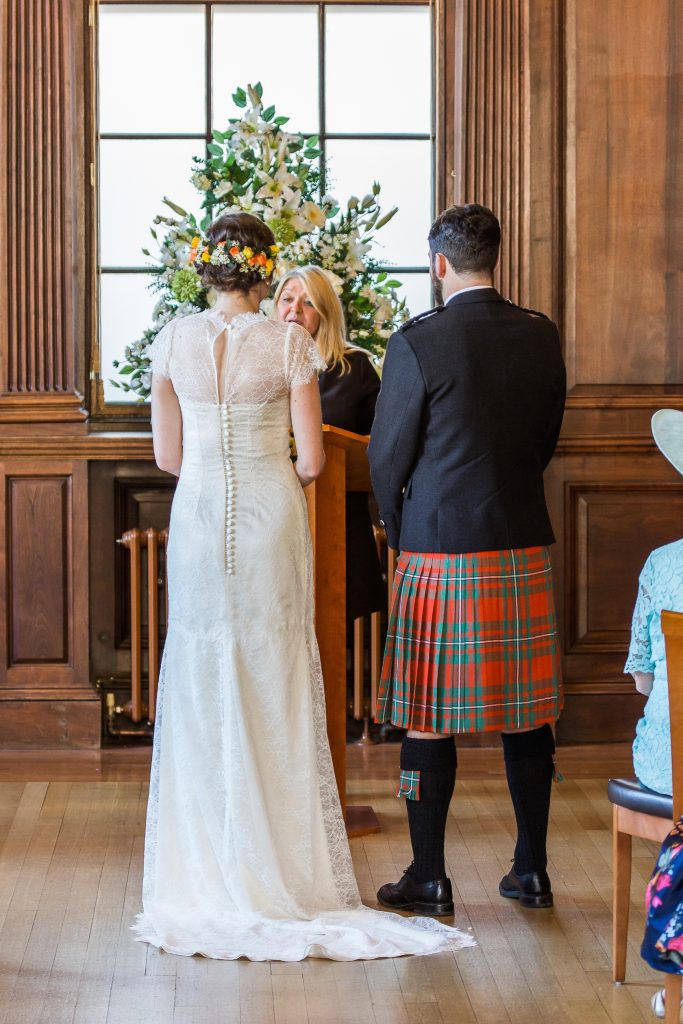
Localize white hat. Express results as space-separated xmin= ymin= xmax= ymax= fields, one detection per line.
xmin=652 ymin=409 xmax=683 ymax=477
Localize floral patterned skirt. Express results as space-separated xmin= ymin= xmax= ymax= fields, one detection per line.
xmin=642 ymin=817 xmax=683 ymax=974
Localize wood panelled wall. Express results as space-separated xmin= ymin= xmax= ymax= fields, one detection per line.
xmin=0 ymin=0 xmax=98 ymax=747
xmin=451 ymin=0 xmax=683 ymax=741
xmin=0 ymin=0 xmax=88 ymax=423
xmin=0 ymin=0 xmax=681 ymax=746
xmin=554 ymin=0 xmax=683 ymax=739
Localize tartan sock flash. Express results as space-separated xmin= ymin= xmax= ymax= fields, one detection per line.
xmin=501 ymin=724 xmax=555 ymax=875
xmin=400 ymin=736 xmax=457 ymax=883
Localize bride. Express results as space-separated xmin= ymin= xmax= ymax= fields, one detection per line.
xmin=133 ymin=210 xmax=473 ymax=960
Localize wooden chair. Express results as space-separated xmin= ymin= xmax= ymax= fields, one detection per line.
xmin=608 ymin=609 xmax=683 ymax=1023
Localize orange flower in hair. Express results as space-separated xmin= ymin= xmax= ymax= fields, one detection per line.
xmin=190 ymin=236 xmax=278 ymax=279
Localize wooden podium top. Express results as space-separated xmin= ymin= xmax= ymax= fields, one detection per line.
xmin=322 ymin=424 xmax=371 ymax=492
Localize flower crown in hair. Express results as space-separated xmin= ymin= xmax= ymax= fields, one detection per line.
xmin=189 ymin=236 xmax=279 ymax=279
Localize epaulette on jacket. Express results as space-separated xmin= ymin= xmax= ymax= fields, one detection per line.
xmin=505 ymin=299 xmax=550 ymax=320
xmin=398 ymin=305 xmax=445 ymax=333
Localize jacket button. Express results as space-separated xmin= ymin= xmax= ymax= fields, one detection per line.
xmin=379 ymin=519 xmax=385 ymax=526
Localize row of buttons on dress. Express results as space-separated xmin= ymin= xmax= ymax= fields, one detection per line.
xmin=220 ymin=404 xmax=236 ymax=575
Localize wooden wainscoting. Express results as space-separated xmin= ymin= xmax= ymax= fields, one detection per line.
xmin=546 ymin=440 xmax=683 ymax=742
xmin=0 ymin=459 xmax=98 ymax=747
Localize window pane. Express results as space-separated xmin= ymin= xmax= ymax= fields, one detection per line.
xmin=386 ymin=272 xmax=432 ymax=320
xmin=100 ymin=273 xmax=157 ymax=403
xmin=99 ymin=5 xmax=205 ymax=134
xmin=100 ymin=139 xmax=202 ymax=268
xmin=326 ymin=6 xmax=430 ymax=134
xmin=212 ymin=6 xmax=319 ymax=134
xmin=326 ymin=140 xmax=431 ymax=267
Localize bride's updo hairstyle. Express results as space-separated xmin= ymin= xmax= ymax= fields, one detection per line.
xmin=197 ymin=212 xmax=276 ymax=293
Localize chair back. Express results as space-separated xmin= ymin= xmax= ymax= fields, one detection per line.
xmin=662 ymin=609 xmax=683 ymax=820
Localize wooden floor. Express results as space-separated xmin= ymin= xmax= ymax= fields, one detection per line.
xmin=0 ymin=743 xmax=668 ymax=1023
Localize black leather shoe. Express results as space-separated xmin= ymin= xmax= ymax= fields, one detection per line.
xmin=377 ymin=865 xmax=454 ymax=917
xmin=499 ymin=866 xmax=553 ymax=908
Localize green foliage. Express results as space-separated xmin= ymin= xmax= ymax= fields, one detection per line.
xmin=111 ymin=83 xmax=410 ymax=401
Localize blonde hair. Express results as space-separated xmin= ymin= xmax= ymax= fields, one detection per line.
xmin=273 ymin=266 xmax=350 ymax=374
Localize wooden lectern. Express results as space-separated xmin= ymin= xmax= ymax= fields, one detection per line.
xmin=305 ymin=425 xmax=381 ymax=838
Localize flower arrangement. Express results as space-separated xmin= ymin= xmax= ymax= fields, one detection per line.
xmin=189 ymin=236 xmax=280 ymax=278
xmin=112 ymin=83 xmax=409 ymax=400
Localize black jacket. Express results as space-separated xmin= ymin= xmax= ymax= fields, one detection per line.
xmin=319 ymin=348 xmax=385 ymax=619
xmin=368 ymin=288 xmax=566 ymax=553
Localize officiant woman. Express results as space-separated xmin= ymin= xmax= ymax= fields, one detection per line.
xmin=274 ymin=266 xmax=384 ymax=623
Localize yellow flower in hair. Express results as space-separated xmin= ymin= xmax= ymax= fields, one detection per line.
xmin=201 ymin=249 xmax=211 ymax=263
xmin=191 ymin=236 xmax=200 ymax=248
xmin=270 ymin=245 xmax=280 ymax=254
xmin=242 ymin=247 xmax=253 ymax=259
xmin=265 ymin=259 xmax=274 ymax=274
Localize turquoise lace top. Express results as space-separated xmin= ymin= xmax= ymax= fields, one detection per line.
xmin=625 ymin=538 xmax=683 ymax=796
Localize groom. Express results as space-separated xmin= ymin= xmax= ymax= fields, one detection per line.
xmin=368 ymin=204 xmax=566 ymax=914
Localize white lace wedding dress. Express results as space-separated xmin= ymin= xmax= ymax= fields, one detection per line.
xmin=133 ymin=308 xmax=473 ymax=960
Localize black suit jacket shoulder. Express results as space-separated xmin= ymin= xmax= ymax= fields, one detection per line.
xmin=368 ymin=288 xmax=566 ymax=553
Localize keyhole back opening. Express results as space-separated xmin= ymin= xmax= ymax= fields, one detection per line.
xmin=212 ymin=326 xmax=230 ymax=405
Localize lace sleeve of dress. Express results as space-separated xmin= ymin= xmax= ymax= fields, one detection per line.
xmin=151 ymin=321 xmax=174 ymax=379
xmin=285 ymin=322 xmax=327 ymax=387
xmin=625 ymin=555 xmax=656 ymax=675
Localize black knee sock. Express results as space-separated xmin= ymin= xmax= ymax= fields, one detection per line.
xmin=400 ymin=736 xmax=457 ymax=883
xmin=501 ymin=724 xmax=555 ymax=876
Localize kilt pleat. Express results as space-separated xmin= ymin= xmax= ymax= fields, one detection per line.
xmin=376 ymin=547 xmax=563 ymax=734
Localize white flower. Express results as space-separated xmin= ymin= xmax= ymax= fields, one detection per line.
xmin=322 ymin=193 xmax=338 ymax=207
xmin=174 ymin=301 xmax=199 ymax=320
xmin=299 ymin=200 xmax=326 ymax=228
xmin=155 ymin=307 xmax=174 ymax=327
xmin=191 ymin=171 xmax=211 ymax=191
xmin=373 ymin=297 xmax=395 ymax=322
xmin=320 ymin=269 xmax=344 ymax=295
xmin=348 ymin=236 xmax=371 ymax=268
xmin=255 ymin=164 xmax=301 ymax=203
xmin=213 ymin=181 xmax=232 ymax=199
xmin=230 ymin=107 xmax=272 ymax=144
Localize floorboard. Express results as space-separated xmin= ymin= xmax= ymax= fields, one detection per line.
xmin=0 ymin=743 xmax=668 ymax=1023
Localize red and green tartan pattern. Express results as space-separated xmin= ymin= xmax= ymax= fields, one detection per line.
xmin=376 ymin=547 xmax=563 ymax=734
xmin=396 ymin=769 xmax=420 ymax=800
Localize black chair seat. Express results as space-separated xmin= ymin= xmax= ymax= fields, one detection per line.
xmin=608 ymin=777 xmax=673 ymax=819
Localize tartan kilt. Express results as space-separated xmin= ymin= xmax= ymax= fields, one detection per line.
xmin=376 ymin=547 xmax=563 ymax=734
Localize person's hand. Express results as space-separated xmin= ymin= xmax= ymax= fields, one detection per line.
xmin=632 ymin=670 xmax=654 ymax=696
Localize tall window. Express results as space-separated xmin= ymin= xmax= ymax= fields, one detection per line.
xmin=97 ymin=2 xmax=434 ymax=405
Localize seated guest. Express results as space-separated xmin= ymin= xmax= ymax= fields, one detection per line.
xmin=625 ymin=409 xmax=683 ymax=797
xmin=274 ymin=265 xmax=385 ymax=623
